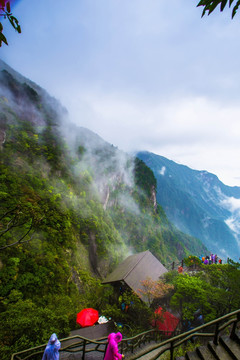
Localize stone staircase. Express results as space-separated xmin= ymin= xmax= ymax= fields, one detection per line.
xmin=10 ymin=310 xmax=240 ymax=360
xmin=176 ymin=330 xmax=240 ymax=360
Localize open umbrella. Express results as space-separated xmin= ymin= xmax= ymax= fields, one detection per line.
xmin=152 ymin=307 xmax=179 ymax=337
xmin=76 ymin=308 xmax=99 ymax=327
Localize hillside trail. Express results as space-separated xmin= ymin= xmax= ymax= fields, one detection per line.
xmin=60 ymin=339 xmax=168 ymax=360
xmin=60 ymin=322 xmax=170 ymax=360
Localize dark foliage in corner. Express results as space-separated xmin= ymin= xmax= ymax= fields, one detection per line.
xmin=197 ymin=0 xmax=240 ymax=18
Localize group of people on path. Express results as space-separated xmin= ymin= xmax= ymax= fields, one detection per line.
xmin=200 ymin=254 xmax=222 ymax=265
xmin=42 ymin=331 xmax=124 ymax=360
xmin=177 ymin=253 xmax=223 ymax=273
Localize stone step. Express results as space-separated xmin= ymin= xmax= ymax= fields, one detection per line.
xmin=220 ymin=335 xmax=240 ymax=360
xmin=171 ymin=335 xmax=240 ymax=360
xmin=196 ymin=345 xmax=216 ymax=360
xmin=208 ymin=340 xmax=233 ymax=360
xmin=185 ymin=350 xmax=201 ymax=360
xmin=130 ymin=331 xmax=240 ymax=360
xmin=232 ymin=329 xmax=240 ymax=345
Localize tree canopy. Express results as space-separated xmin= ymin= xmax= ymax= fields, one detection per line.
xmin=197 ymin=0 xmax=240 ymax=18
xmin=167 ymin=260 xmax=240 ymax=324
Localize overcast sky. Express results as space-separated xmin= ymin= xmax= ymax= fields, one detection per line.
xmin=2 ymin=0 xmax=240 ymax=186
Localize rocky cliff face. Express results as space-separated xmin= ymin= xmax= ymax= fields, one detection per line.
xmin=0 ymin=116 xmax=6 ymax=150
xmin=150 ymin=185 xmax=157 ymax=212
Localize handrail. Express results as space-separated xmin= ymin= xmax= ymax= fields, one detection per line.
xmin=10 ymin=335 xmax=109 ymax=360
xmin=10 ymin=328 xmax=165 ymax=360
xmin=127 ymin=308 xmax=240 ymax=360
xmin=11 ymin=308 xmax=240 ymax=360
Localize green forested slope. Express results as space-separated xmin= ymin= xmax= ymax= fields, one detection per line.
xmin=0 ymin=62 xmax=207 ymax=358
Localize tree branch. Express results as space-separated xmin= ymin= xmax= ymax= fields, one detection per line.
xmin=0 ymin=220 xmax=35 ymax=250
xmin=0 ymin=207 xmax=17 ymax=221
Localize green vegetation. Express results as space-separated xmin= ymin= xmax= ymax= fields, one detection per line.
xmin=0 ymin=67 xmax=219 ymax=358
xmin=165 ymin=259 xmax=240 ymax=324
xmin=197 ymin=0 xmax=240 ymax=18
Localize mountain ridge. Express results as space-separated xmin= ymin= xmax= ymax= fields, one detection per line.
xmin=137 ymin=151 xmax=240 ymax=261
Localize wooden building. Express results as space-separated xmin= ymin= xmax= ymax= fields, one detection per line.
xmin=102 ymin=250 xmax=168 ymax=304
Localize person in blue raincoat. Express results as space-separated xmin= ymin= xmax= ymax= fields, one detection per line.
xmin=42 ymin=333 xmax=61 ymax=360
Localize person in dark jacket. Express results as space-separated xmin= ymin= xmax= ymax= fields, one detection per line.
xmin=193 ymin=309 xmax=204 ymax=327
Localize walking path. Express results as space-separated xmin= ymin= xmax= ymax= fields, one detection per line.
xmin=127 ymin=342 xmax=168 ymax=360
xmin=60 ymin=339 xmax=167 ymax=360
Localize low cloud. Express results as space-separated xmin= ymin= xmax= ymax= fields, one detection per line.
xmin=221 ymin=196 xmax=240 ymax=214
xmin=64 ymin=88 xmax=240 ymax=186
xmin=118 ymin=194 xmax=141 ymax=215
xmin=225 ymin=217 xmax=240 ymax=234
xmin=159 ymin=166 xmax=166 ymax=176
xmin=3 ymin=0 xmax=240 ymax=189
xmin=218 ymin=192 xmax=240 ymax=242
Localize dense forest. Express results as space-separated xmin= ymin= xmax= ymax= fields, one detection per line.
xmin=0 ymin=61 xmax=219 ymax=358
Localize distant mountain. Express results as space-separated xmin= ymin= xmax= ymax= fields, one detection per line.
xmin=137 ymin=151 xmax=240 ymax=261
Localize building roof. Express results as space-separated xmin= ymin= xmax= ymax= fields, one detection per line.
xmin=102 ymin=250 xmax=168 ymax=302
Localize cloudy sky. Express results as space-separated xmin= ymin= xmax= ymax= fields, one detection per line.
xmin=2 ymin=0 xmax=240 ymax=186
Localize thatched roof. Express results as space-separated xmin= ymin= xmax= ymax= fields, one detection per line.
xmin=102 ymin=250 xmax=168 ymax=301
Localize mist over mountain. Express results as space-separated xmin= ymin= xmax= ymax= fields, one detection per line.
xmin=137 ymin=151 xmax=240 ymax=261
xmin=7 ymin=57 xmax=240 ymax=357
xmin=0 ymin=58 xmax=211 ymax=357
xmin=0 ymin=58 xmax=209 ymax=269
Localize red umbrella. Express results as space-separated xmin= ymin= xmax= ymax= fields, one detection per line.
xmin=76 ymin=308 xmax=99 ymax=327
xmin=152 ymin=307 xmax=179 ymax=337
